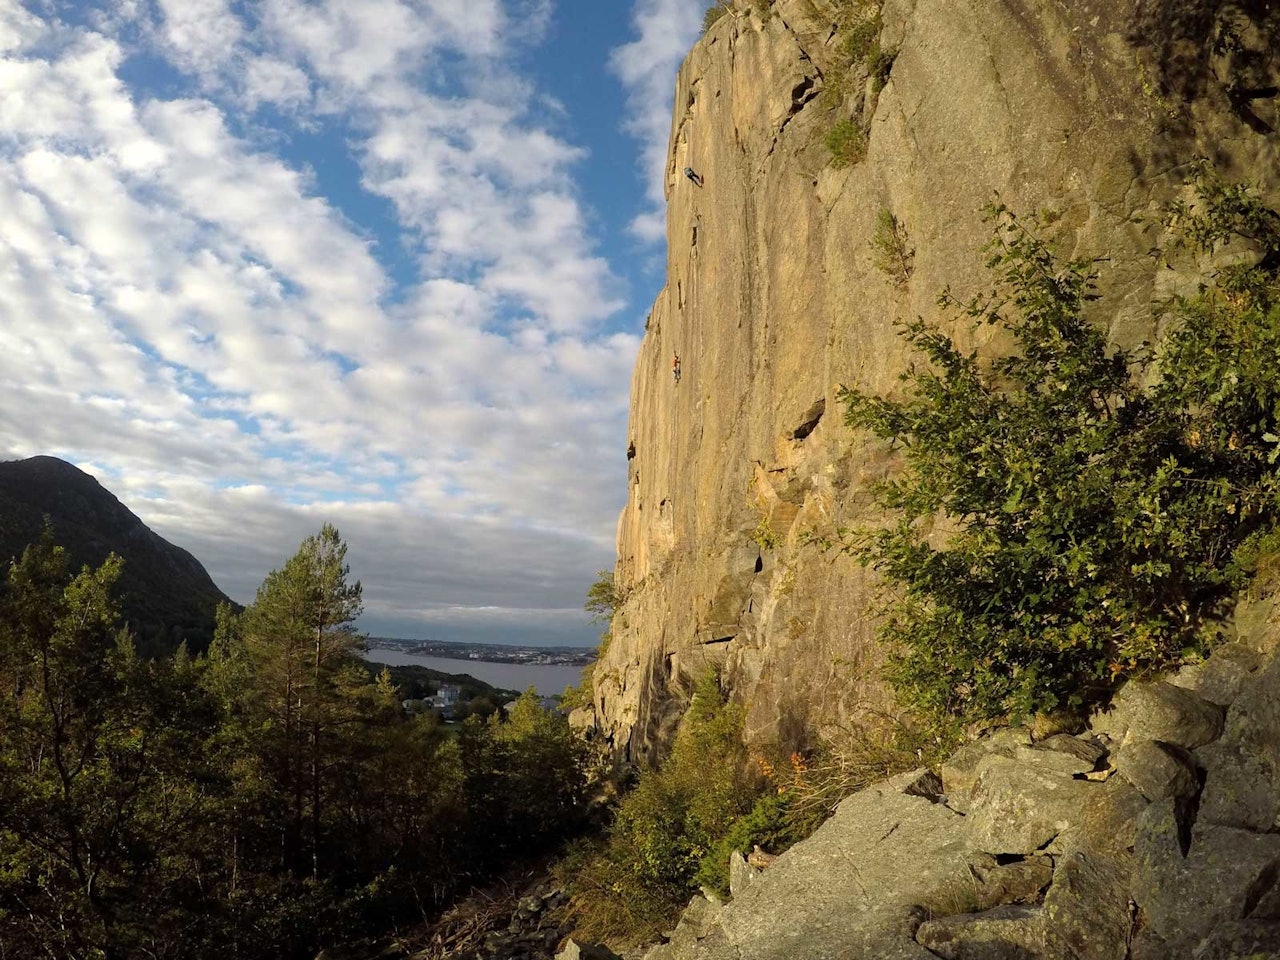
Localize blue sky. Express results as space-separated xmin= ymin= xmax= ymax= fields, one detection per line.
xmin=0 ymin=0 xmax=705 ymax=645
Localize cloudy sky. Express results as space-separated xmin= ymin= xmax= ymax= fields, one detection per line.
xmin=0 ymin=0 xmax=704 ymax=646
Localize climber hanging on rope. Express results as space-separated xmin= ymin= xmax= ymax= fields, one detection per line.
xmin=672 ymin=353 xmax=682 ymax=384
xmin=683 ymin=166 xmax=704 ymax=187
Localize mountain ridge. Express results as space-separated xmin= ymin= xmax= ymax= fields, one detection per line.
xmin=0 ymin=455 xmax=234 ymax=654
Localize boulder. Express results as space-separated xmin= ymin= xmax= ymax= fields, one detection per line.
xmin=958 ymin=853 xmax=1054 ymax=911
xmin=1192 ymin=920 xmax=1280 ymax=959
xmin=1113 ymin=740 xmax=1200 ymax=802
xmin=915 ymin=904 xmax=1050 ymax=959
xmin=941 ymin=728 xmax=1034 ymax=813
xmin=1197 ymin=654 xmax=1280 ymax=831
xmin=1197 ymin=738 xmax=1280 ymax=831
xmin=682 ymin=780 xmax=971 ymax=959
xmin=1089 ymin=681 xmax=1224 ymax=750
xmin=1013 ymin=734 xmax=1106 ymax=776
xmin=1131 ymin=801 xmax=1280 ymax=955
xmin=1171 ymin=642 xmax=1266 ymax=708
xmin=965 ymin=754 xmax=1099 ymax=855
xmin=727 ymin=850 xmax=759 ymax=899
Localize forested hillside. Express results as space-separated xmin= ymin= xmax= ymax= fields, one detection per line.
xmin=0 ymin=525 xmax=588 ymax=960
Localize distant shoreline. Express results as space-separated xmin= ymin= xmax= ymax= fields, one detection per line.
xmin=364 ymin=636 xmax=596 ymax=668
xmin=362 ymin=648 xmax=588 ymax=696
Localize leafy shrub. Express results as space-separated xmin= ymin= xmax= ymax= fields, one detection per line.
xmin=560 ymin=672 xmax=757 ymax=945
xmin=840 ymin=186 xmax=1280 ymax=729
xmin=820 ymin=4 xmax=882 ymax=110
xmin=695 ymin=791 xmax=795 ymax=896
xmin=585 ymin=569 xmax=622 ymax=624
xmin=824 ymin=119 xmax=867 ymax=168
xmin=750 ymin=516 xmax=780 ymax=550
xmin=562 ymin=572 xmax=621 ymax=712
xmin=867 ymin=43 xmax=896 ymax=92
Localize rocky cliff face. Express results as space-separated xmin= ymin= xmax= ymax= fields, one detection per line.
xmin=590 ymin=0 xmax=1280 ymax=763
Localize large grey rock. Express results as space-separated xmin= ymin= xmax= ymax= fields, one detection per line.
xmin=727 ymin=849 xmax=759 ymax=899
xmin=1197 ymin=737 xmax=1280 ymax=831
xmin=1131 ymin=801 xmax=1280 ymax=955
xmin=915 ymin=904 xmax=1050 ymax=959
xmin=1198 ymin=653 xmax=1280 ymax=831
xmin=1089 ymin=681 xmax=1225 ymax=750
xmin=965 ymin=754 xmax=1099 ymax=855
xmin=1013 ymin=734 xmax=1106 ymax=776
xmin=664 ymin=895 xmax=722 ymax=947
xmin=1192 ymin=920 xmax=1280 ymax=959
xmin=1037 ymin=848 xmax=1131 ymax=960
xmin=686 ymin=779 xmax=970 ymax=960
xmin=1114 ymin=739 xmax=1200 ymax=802
xmin=959 ymin=853 xmax=1054 ymax=912
xmin=1171 ymin=642 xmax=1266 ymax=708
xmin=942 ymin=728 xmax=1034 ymax=813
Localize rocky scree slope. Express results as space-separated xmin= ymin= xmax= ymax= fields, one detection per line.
xmin=582 ymin=0 xmax=1280 ymax=764
xmin=559 ymin=592 xmax=1280 ymax=959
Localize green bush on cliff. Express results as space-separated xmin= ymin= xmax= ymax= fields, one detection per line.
xmin=825 ymin=119 xmax=867 ymax=168
xmin=840 ymin=177 xmax=1280 ymax=728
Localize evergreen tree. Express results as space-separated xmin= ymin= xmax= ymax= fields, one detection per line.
xmin=0 ymin=530 xmax=223 ymax=958
xmin=234 ymin=524 xmax=363 ymax=878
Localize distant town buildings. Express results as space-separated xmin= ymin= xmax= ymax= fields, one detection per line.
xmin=365 ymin=635 xmax=595 ymax=667
xmin=430 ymin=684 xmax=462 ymax=709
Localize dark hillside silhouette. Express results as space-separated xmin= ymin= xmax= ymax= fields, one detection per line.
xmin=0 ymin=455 xmax=233 ymax=654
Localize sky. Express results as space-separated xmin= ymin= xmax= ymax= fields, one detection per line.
xmin=0 ymin=0 xmax=706 ymax=646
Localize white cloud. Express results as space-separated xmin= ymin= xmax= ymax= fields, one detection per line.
xmin=0 ymin=0 xmax=641 ymax=643
xmin=610 ymin=0 xmax=703 ymax=241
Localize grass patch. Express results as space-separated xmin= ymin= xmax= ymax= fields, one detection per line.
xmin=825 ymin=119 xmax=867 ymax=168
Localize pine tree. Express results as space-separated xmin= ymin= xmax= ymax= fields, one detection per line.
xmin=237 ymin=524 xmax=363 ymax=877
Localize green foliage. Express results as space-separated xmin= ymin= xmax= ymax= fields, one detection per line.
xmin=750 ymin=516 xmax=780 ymax=550
xmin=585 ymin=568 xmax=622 ymax=624
xmin=867 ymin=43 xmax=896 ymax=93
xmin=824 ymin=119 xmax=867 ymax=168
xmin=562 ymin=672 xmax=757 ymax=945
xmin=871 ymin=208 xmax=914 ymax=285
xmin=563 ymin=571 xmax=622 ymax=711
xmin=703 ymin=2 xmax=729 ymax=32
xmin=0 ymin=526 xmax=589 ymax=959
xmin=560 ymin=664 xmax=596 ymax=710
xmin=695 ymin=791 xmax=796 ymax=896
xmin=841 ymin=11 xmax=882 ymax=62
xmin=840 ymin=192 xmax=1280 ymax=728
xmin=0 ymin=531 xmax=228 ymax=958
